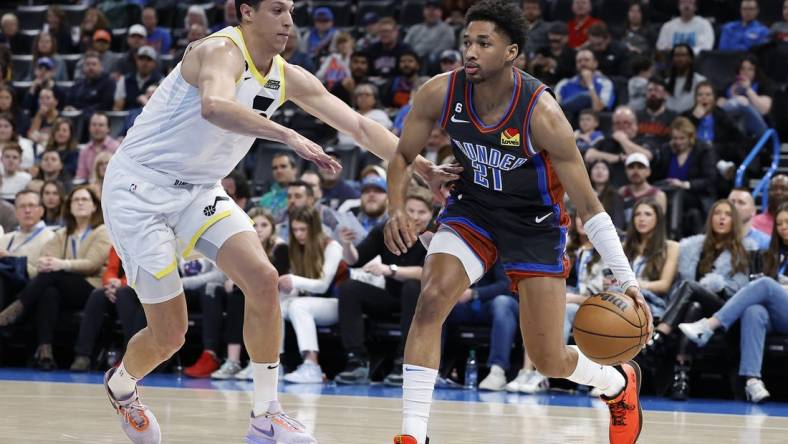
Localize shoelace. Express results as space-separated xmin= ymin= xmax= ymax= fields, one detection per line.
xmin=608 ymin=400 xmax=635 ymax=427
xmin=267 ymin=410 xmax=307 ymax=432
xmin=118 ymin=397 xmax=150 ymax=432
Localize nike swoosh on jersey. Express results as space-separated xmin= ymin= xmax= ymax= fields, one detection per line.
xmin=450 ymin=114 xmax=469 ymax=124
xmin=535 ymin=212 xmax=552 ymax=223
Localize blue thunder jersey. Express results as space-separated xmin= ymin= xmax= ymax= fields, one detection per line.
xmin=439 ymin=68 xmax=567 ymax=213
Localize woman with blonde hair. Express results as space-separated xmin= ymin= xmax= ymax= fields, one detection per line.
xmin=88 ymin=151 xmax=112 ymax=198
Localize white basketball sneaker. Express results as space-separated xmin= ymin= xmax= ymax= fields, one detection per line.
xmin=104 ymin=368 xmax=161 ymax=444
xmin=245 ymin=401 xmax=317 ymax=443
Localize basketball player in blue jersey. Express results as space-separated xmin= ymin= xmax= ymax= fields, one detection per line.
xmin=100 ymin=1 xmax=457 ymax=443
xmin=385 ymin=2 xmax=653 ymax=444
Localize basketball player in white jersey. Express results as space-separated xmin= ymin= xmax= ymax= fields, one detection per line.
xmin=101 ymin=1 xmax=457 ymax=443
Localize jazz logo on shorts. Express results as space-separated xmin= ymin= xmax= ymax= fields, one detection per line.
xmin=129 ymin=183 xmax=138 ymax=193
xmin=500 ymin=128 xmax=520 ymax=147
xmin=203 ymin=196 xmax=230 ymax=216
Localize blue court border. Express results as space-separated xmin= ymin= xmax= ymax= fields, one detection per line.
xmin=2 ymin=368 xmax=788 ymax=418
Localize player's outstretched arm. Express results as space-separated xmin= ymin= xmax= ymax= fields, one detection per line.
xmin=530 ymin=93 xmax=654 ymax=337
xmin=285 ymin=65 xmax=460 ymax=186
xmin=383 ymin=76 xmax=447 ymax=255
xmin=184 ymin=38 xmax=339 ymax=172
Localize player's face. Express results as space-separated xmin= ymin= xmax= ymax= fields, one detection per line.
xmin=633 ymin=203 xmax=657 ymax=235
xmin=405 ymin=198 xmax=432 ymax=233
xmin=291 ymin=220 xmax=309 ymax=245
xmin=728 ymin=190 xmax=755 ymax=223
xmin=253 ymin=215 xmax=273 ymax=243
xmin=70 ymin=189 xmax=97 ymax=220
xmin=776 ymin=210 xmax=788 ymax=244
xmin=710 ymin=202 xmax=734 ymax=235
xmin=462 ymin=21 xmax=517 ymax=84
xmin=243 ymin=0 xmax=294 ymax=53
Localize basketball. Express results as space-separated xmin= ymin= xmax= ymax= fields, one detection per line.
xmin=572 ymin=291 xmax=650 ymax=366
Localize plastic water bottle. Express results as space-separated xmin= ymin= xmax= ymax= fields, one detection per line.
xmin=464 ymin=349 xmax=478 ymax=389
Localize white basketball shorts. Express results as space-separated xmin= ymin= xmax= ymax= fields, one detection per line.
xmin=102 ymin=151 xmax=254 ymax=304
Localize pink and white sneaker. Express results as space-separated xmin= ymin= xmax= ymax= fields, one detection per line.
xmin=245 ymin=401 xmax=316 ymax=443
xmin=104 ymin=368 xmax=162 ymax=444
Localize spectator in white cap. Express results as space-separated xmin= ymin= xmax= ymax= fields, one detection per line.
xmin=439 ymin=49 xmax=462 ymax=73
xmin=619 ymin=152 xmax=667 ymax=221
xmin=404 ymin=1 xmax=455 ymax=70
xmin=113 ymin=24 xmax=149 ymax=77
xmin=113 ymin=46 xmax=162 ymax=111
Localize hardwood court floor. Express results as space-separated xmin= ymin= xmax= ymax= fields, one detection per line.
xmin=2 ymin=380 xmax=788 ymax=443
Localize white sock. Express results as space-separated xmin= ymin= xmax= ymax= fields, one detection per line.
xmin=108 ymin=362 xmax=139 ymax=400
xmin=252 ymin=361 xmax=280 ymax=416
xmin=566 ymin=346 xmax=625 ymax=398
xmin=402 ymin=364 xmax=438 ymax=444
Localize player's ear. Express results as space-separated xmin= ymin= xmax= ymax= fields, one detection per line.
xmin=505 ymin=44 xmax=518 ymax=64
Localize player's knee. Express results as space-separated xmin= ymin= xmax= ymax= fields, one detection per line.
xmin=412 ymin=285 xmax=452 ymax=327
xmin=238 ymin=261 xmax=278 ymax=300
xmin=153 ymin=330 xmax=186 ymax=358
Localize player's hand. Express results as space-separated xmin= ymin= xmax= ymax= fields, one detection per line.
xmin=418 ymin=161 xmax=463 ymax=205
xmin=384 ymin=208 xmax=417 ymax=255
xmin=625 ymin=286 xmax=654 ymax=347
xmin=285 ymin=130 xmax=342 ymax=174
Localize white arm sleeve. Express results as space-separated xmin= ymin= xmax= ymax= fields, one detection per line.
xmin=583 ymin=212 xmax=639 ymax=291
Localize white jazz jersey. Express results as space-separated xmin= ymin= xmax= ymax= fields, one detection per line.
xmin=118 ymin=26 xmax=286 ymax=184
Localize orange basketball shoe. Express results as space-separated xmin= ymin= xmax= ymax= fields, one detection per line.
xmin=393 ymin=435 xmax=429 ymax=444
xmin=602 ymin=360 xmax=643 ymax=444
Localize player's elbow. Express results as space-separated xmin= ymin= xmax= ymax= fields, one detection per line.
xmin=200 ymin=96 xmax=224 ymax=122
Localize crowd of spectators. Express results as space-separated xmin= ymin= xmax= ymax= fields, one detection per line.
xmin=0 ymin=0 xmax=787 ymax=404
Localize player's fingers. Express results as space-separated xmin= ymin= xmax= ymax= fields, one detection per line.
xmin=384 ymin=220 xmax=402 ymax=255
xmin=394 ymin=220 xmax=412 ymax=253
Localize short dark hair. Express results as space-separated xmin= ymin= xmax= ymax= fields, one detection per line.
xmin=579 ymin=108 xmax=598 ymax=120
xmin=272 ymin=152 xmax=295 ymax=167
xmin=2 ymin=142 xmax=22 ymax=156
xmin=236 ymin=0 xmax=263 ymax=22
xmin=225 ymin=170 xmax=250 ymax=199
xmin=288 ymin=179 xmax=314 ymax=197
xmin=465 ymin=0 xmax=527 ymax=56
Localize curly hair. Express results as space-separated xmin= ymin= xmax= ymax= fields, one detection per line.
xmin=465 ymin=0 xmax=527 ymax=55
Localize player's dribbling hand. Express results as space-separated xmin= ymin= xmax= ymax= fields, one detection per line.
xmin=285 ymin=130 xmax=342 ymax=174
xmin=625 ymin=286 xmax=654 ymax=347
xmin=415 ymin=160 xmax=463 ymax=204
xmin=384 ymin=208 xmax=417 ymax=255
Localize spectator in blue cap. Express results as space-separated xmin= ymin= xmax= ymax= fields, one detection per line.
xmin=303 ymin=7 xmax=337 ymax=62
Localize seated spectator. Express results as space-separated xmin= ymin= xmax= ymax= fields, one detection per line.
xmin=0 ymin=144 xmax=32 ymax=202
xmin=574 ymin=108 xmax=604 ymax=154
xmin=521 ymin=0 xmax=551 ymax=59
xmin=586 ymin=23 xmax=631 ymax=77
xmin=277 ymin=180 xmax=337 ymax=240
xmin=0 ymin=85 xmax=31 ymax=140
xmin=616 ymin=1 xmax=657 ymax=56
xmin=339 ymin=83 xmax=392 ymax=147
xmin=211 ymin=0 xmax=239 ymax=33
xmin=719 ymin=0 xmax=769 ymax=51
xmin=282 ymin=25 xmax=315 ymax=73
xmin=319 ymin=148 xmax=361 ymax=210
xmin=665 ymin=44 xmax=707 ymax=114
xmin=627 ymin=56 xmax=653 ymax=113
xmin=623 ymin=198 xmax=679 ymax=318
xmin=334 ymin=188 xmax=432 ymax=386
xmin=683 ymin=81 xmax=747 ymax=188
xmin=717 ymin=55 xmax=773 ymax=139
xmin=88 ymin=151 xmax=112 ymax=199
xmin=0 ymin=113 xmax=35 ymax=171
xmin=770 ymin=0 xmax=788 ymax=44
xmin=619 ymin=153 xmax=668 ymax=217
xmin=656 ymin=0 xmax=715 ymax=54
xmin=752 ymin=174 xmax=788 ymax=235
xmin=403 ymin=1 xmax=456 ymax=68
xmin=0 ymin=13 xmax=31 ymax=55
xmin=0 ymin=190 xmax=55 ymax=310
xmin=303 ymin=7 xmax=337 ymax=62
xmin=299 ymin=170 xmax=325 ymax=204
xmin=181 ymin=256 xmax=230 ymax=378
xmin=384 ymin=51 xmax=424 ymax=109
xmin=651 ymin=117 xmax=717 ymax=238
xmin=211 ymin=208 xmax=288 ymax=380
xmin=279 ymin=206 xmax=345 ymax=384
xmin=258 ymin=152 xmax=297 ymax=223
xmin=27 ymin=31 xmax=67 ymax=81
xmin=438 ymin=49 xmax=462 ymax=73
xmin=32 ymin=150 xmax=72 ymax=192
xmin=27 ymin=88 xmax=60 ymax=146
xmin=25 ymin=57 xmax=67 ymax=120
xmin=328 ymin=51 xmax=371 ymax=105
xmin=173 ymin=5 xmax=209 ymax=53
xmin=447 ymin=261 xmax=515 ymax=391
xmin=69 ymin=246 xmax=145 ymax=372
xmin=315 ymin=32 xmax=353 ymax=91
xmin=43 ymin=5 xmax=77 ymax=55
xmin=355 ymin=12 xmax=381 ymax=52
xmin=77 ymin=7 xmax=110 ymax=53
xmin=66 ymin=51 xmax=116 ymax=114
xmin=345 ymin=176 xmax=389 ymax=232
xmin=729 ymin=188 xmax=771 ymax=251
xmin=586 ymin=106 xmax=654 ymax=186
xmin=75 ymin=113 xmax=119 ymax=184
xmin=113 ymin=46 xmax=162 ymax=111
xmin=74 ymin=30 xmax=120 ymax=82
xmin=172 ymin=24 xmax=209 ymax=67
xmin=368 ymin=17 xmax=414 ymax=78
xmin=0 ymin=186 xmax=110 ymax=371
xmin=221 ymin=170 xmax=251 ymax=212
xmin=567 ymin=0 xmax=601 ymax=49
xmin=113 ymin=25 xmax=148 ymax=76
xmin=555 ymin=49 xmax=615 ymax=122
xmin=40 ymin=180 xmax=65 ymax=227
xmin=45 ymin=118 xmax=79 ymax=177
xmin=142 ymin=7 xmax=172 ymax=55
xmin=677 ymin=202 xmax=788 ymax=403
xmin=637 ymin=77 xmax=677 ymax=146
xmin=529 ymin=22 xmax=576 ymax=87
xmin=588 ymin=160 xmax=626 ymax=229
xmin=391 ymin=78 xmax=427 ymax=137
xmin=645 ymin=199 xmax=756 ymax=400
xmin=420 ymin=125 xmax=453 ymax=165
